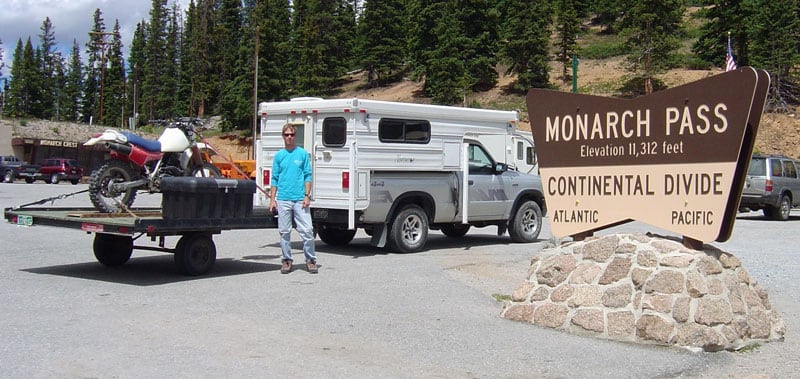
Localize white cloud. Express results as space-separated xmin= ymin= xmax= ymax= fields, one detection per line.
xmin=0 ymin=0 xmax=189 ymax=79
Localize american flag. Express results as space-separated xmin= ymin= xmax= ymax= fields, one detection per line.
xmin=725 ymin=33 xmax=737 ymax=72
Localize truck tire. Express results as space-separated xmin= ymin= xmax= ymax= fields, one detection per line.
xmin=25 ymin=177 xmax=34 ymax=183
xmin=89 ymin=160 xmax=138 ymax=213
xmin=93 ymin=233 xmax=133 ymax=267
xmin=50 ymin=173 xmax=60 ymax=184
xmin=508 ymin=200 xmax=543 ymax=243
xmin=767 ymin=194 xmax=792 ymax=221
xmin=3 ymin=170 xmax=14 ymax=183
xmin=174 ymin=233 xmax=216 ymax=276
xmin=318 ymin=226 xmax=356 ymax=246
xmin=440 ymin=223 xmax=471 ymax=238
xmin=388 ymin=205 xmax=428 ymax=253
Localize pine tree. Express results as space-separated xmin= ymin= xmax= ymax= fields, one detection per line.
xmin=142 ymin=0 xmax=170 ymax=121
xmin=618 ymin=0 xmax=684 ymax=95
xmin=21 ymin=38 xmax=42 ymax=117
xmin=499 ymin=0 xmax=554 ymax=92
xmin=164 ymin=3 xmax=181 ymax=118
xmin=5 ymin=39 xmax=25 ymax=117
xmin=38 ymin=17 xmax=58 ymax=119
xmin=62 ymin=40 xmax=83 ymax=122
xmin=0 ymin=38 xmax=4 ymax=113
xmin=103 ymin=21 xmax=127 ymax=127
xmin=412 ymin=1 xmax=501 ymax=104
xmin=254 ymin=0 xmax=293 ymax=101
xmin=555 ymin=0 xmax=581 ymax=84
xmin=128 ymin=22 xmax=147 ymax=126
xmin=693 ymin=0 xmax=748 ymax=68
xmin=424 ymin=2 xmax=470 ymax=104
xmin=220 ymin=0 xmax=255 ymax=131
xmin=84 ymin=9 xmax=106 ymax=124
xmin=190 ymin=0 xmax=221 ymax=117
xmin=292 ymin=0 xmax=356 ymax=95
xmin=747 ymin=0 xmax=800 ymax=109
xmin=357 ymin=0 xmax=406 ymax=87
xmin=462 ymin=0 xmax=500 ymax=92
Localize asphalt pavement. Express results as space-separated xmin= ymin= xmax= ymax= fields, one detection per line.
xmin=1 ymin=183 xmax=798 ymax=378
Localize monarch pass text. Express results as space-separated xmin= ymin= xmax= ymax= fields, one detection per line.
xmin=544 ymin=104 xmax=729 ymax=142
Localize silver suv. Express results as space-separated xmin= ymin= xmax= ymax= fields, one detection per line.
xmin=739 ymin=154 xmax=800 ymax=220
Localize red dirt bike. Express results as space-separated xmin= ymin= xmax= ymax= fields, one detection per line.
xmin=83 ymin=117 xmax=221 ymax=213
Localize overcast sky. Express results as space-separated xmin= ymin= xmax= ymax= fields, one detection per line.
xmin=0 ymin=0 xmax=190 ymax=80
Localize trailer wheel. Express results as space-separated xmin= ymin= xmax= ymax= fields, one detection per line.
xmin=3 ymin=170 xmax=14 ymax=183
xmin=174 ymin=233 xmax=216 ymax=275
xmin=440 ymin=223 xmax=471 ymax=238
xmin=93 ymin=233 xmax=133 ymax=267
xmin=24 ymin=177 xmax=34 ymax=183
xmin=317 ymin=226 xmax=356 ymax=246
xmin=388 ymin=205 xmax=428 ymax=253
xmin=508 ymin=200 xmax=543 ymax=243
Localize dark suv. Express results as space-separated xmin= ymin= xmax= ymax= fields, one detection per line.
xmin=35 ymin=158 xmax=84 ymax=185
xmin=739 ymin=154 xmax=800 ymax=220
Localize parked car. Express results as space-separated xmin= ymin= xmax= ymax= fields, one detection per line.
xmin=31 ymin=158 xmax=84 ymax=185
xmin=1 ymin=155 xmax=24 ymax=183
xmin=739 ymin=154 xmax=800 ymax=220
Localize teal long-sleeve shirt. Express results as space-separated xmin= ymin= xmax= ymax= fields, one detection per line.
xmin=271 ymin=146 xmax=312 ymax=201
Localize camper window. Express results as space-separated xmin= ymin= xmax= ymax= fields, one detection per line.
xmin=378 ymin=118 xmax=430 ymax=144
xmin=323 ymin=117 xmax=347 ymax=147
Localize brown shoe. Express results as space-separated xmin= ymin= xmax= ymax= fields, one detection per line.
xmin=280 ymin=260 xmax=292 ymax=274
xmin=306 ymin=260 xmax=319 ymax=274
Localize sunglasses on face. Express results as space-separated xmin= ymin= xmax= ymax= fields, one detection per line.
xmin=283 ymin=133 xmax=295 ymax=137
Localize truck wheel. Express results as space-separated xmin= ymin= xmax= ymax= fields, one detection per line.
xmin=191 ymin=163 xmax=223 ymax=178
xmin=70 ymin=178 xmax=80 ymax=185
xmin=93 ymin=233 xmax=133 ymax=267
xmin=768 ymin=194 xmax=792 ymax=221
xmin=508 ymin=200 xmax=543 ymax=243
xmin=388 ymin=205 xmax=428 ymax=253
xmin=89 ymin=160 xmax=138 ymax=213
xmin=50 ymin=173 xmax=60 ymax=184
xmin=24 ymin=177 xmax=34 ymax=183
xmin=3 ymin=170 xmax=13 ymax=183
xmin=318 ymin=226 xmax=356 ymax=246
xmin=174 ymin=233 xmax=216 ymax=275
xmin=440 ymin=223 xmax=470 ymax=238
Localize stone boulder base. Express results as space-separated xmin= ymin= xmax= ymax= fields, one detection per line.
xmin=501 ymin=233 xmax=785 ymax=352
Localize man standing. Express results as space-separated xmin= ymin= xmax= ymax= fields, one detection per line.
xmin=269 ymin=124 xmax=317 ymax=274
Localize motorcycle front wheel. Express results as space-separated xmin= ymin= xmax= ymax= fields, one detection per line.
xmin=89 ymin=160 xmax=140 ymax=213
xmin=190 ymin=163 xmax=223 ymax=178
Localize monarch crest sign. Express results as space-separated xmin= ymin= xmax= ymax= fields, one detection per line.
xmin=528 ymin=67 xmax=770 ymax=245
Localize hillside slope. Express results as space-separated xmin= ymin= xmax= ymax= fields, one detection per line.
xmin=336 ymin=57 xmax=800 ymax=160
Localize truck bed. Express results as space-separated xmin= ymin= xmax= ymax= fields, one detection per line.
xmin=4 ymin=206 xmax=277 ymax=236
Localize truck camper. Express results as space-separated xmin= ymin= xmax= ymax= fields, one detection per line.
xmin=257 ymin=98 xmax=546 ymax=252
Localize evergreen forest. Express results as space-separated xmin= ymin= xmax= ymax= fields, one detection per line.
xmin=0 ymin=0 xmax=798 ymax=132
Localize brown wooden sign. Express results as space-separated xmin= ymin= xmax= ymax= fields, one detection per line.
xmin=528 ymin=67 xmax=770 ymax=243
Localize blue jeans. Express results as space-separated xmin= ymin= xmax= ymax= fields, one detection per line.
xmin=277 ymin=200 xmax=316 ymax=262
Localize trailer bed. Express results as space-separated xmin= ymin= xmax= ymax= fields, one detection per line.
xmin=4 ymin=206 xmax=276 ymax=236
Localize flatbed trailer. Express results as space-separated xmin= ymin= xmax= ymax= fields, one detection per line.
xmin=4 ymin=206 xmax=276 ymax=275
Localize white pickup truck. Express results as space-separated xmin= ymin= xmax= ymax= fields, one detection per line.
xmin=257 ymin=98 xmax=547 ymax=252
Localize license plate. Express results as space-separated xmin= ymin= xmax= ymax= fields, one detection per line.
xmin=17 ymin=215 xmax=33 ymax=226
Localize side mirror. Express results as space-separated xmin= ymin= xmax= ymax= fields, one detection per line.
xmin=494 ymin=162 xmax=508 ymax=173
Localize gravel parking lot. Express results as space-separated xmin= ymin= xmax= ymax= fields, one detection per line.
xmin=1 ymin=183 xmax=798 ymax=378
